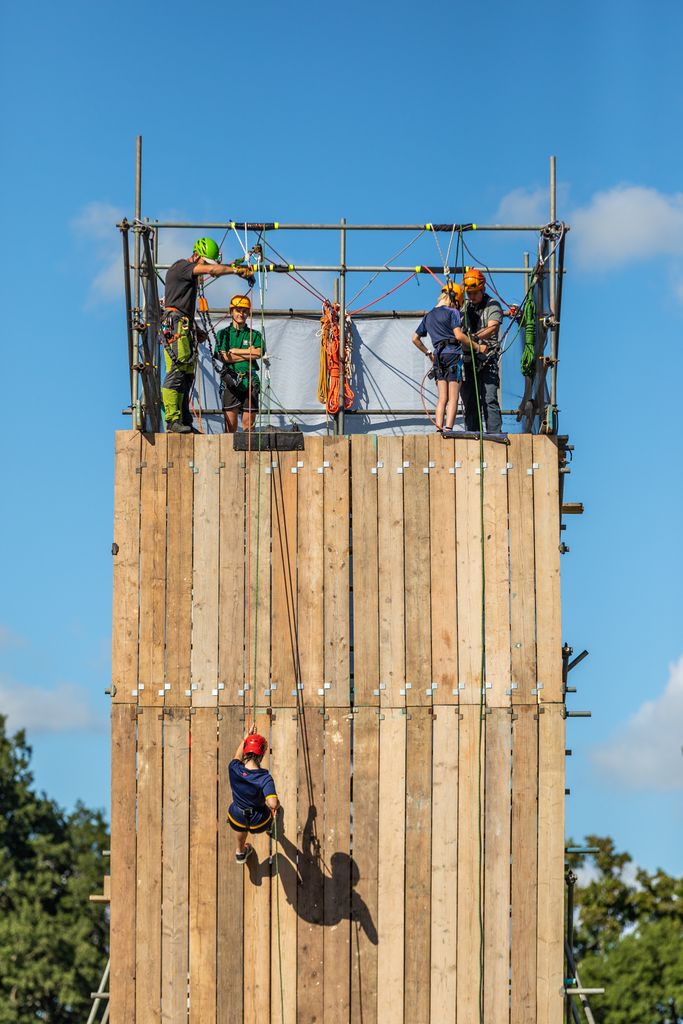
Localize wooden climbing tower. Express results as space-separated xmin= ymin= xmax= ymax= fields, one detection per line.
xmin=109 ymin=429 xmax=566 ymax=1024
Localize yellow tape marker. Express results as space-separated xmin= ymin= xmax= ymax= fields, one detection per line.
xmin=274 ymin=222 xmax=280 ymax=229
xmin=289 ymin=264 xmax=295 ymax=271
xmin=425 ymin=223 xmax=432 ymax=230
xmin=472 ymin=223 xmax=477 ymax=230
xmin=415 ymin=265 xmax=422 ymax=273
xmin=231 ymin=221 xmax=236 ymax=228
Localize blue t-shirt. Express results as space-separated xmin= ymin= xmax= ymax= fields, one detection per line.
xmin=415 ymin=306 xmax=462 ymax=349
xmin=228 ymin=758 xmax=277 ymax=814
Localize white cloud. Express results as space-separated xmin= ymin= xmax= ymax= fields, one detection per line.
xmin=0 ymin=677 xmax=105 ymax=734
xmin=571 ymin=185 xmax=683 ymax=268
xmin=494 ymin=182 xmax=571 ymax=225
xmin=71 ymin=201 xmax=126 ymax=305
xmin=591 ymin=655 xmax=683 ymax=792
xmin=494 ymin=186 xmax=549 ymax=225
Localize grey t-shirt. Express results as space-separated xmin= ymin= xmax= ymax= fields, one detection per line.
xmin=463 ymin=293 xmax=502 ymax=363
xmin=164 ymin=259 xmax=198 ymax=318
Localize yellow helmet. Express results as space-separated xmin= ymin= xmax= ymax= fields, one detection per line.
xmin=441 ymin=281 xmax=464 ymax=308
xmin=463 ymin=268 xmax=486 ymax=293
xmin=230 ymin=294 xmax=252 ymax=310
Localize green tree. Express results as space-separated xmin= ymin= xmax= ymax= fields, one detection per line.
xmin=567 ymin=835 xmax=683 ymax=1024
xmin=0 ymin=715 xmax=109 ymax=1023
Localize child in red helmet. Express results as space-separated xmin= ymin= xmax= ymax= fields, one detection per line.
xmin=228 ymin=722 xmax=279 ymax=864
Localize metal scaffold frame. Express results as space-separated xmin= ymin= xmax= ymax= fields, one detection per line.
xmin=118 ymin=136 xmax=568 ymax=436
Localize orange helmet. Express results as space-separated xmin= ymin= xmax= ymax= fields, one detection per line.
xmin=463 ymin=268 xmax=486 ymax=293
xmin=230 ymin=294 xmax=252 ymax=310
xmin=441 ymin=281 xmax=464 ymax=308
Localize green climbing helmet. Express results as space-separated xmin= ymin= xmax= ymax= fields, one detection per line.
xmin=192 ymin=237 xmax=222 ymax=263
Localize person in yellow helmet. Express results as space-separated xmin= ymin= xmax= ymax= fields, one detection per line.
xmin=460 ymin=269 xmax=504 ymax=434
xmin=411 ymin=283 xmax=469 ymax=431
xmin=161 ymin=238 xmax=253 ymax=433
xmin=214 ymin=295 xmax=266 ymax=433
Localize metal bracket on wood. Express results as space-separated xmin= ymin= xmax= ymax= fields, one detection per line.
xmin=135 ymin=462 xmax=147 ymax=474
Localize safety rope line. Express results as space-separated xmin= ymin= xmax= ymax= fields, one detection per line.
xmin=346 ymin=227 xmax=426 ymax=308
xmin=348 ymin=271 xmax=417 ymax=315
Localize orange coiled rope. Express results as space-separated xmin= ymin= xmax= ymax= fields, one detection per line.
xmin=317 ymin=301 xmax=354 ymax=414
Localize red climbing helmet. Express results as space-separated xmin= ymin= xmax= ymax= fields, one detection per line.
xmin=243 ymin=734 xmax=267 ymax=758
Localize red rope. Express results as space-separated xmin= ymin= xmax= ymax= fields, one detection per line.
xmin=348 ymin=272 xmax=417 ymax=315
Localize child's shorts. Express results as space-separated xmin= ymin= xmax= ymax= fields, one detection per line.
xmin=227 ymin=803 xmax=271 ymax=833
xmin=434 ymin=350 xmax=463 ymax=383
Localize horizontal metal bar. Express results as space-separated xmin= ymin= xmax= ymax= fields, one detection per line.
xmin=149 ymin=221 xmax=549 ymax=232
xmin=154 ymin=263 xmax=536 ymax=274
xmin=565 ymin=847 xmax=600 ymax=854
xmin=203 ymin=309 xmax=433 ymax=320
xmin=564 ymin=989 xmax=605 ymax=997
xmin=162 ymin=408 xmax=521 ymax=418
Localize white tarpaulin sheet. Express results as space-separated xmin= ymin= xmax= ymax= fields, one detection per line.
xmin=192 ymin=316 xmax=470 ymax=435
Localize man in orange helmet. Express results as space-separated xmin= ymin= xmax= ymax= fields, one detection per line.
xmin=460 ymin=269 xmax=504 ymax=434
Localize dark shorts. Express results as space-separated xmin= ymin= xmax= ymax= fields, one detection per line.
xmin=434 ymin=349 xmax=463 ymax=383
xmin=227 ymin=803 xmax=271 ymax=833
xmin=222 ymin=376 xmax=260 ymax=413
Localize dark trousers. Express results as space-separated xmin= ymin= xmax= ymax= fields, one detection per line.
xmin=461 ymin=361 xmax=502 ymax=433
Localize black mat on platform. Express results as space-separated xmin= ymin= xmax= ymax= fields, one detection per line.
xmin=441 ymin=430 xmax=509 ymax=444
xmin=232 ymin=428 xmax=305 ymax=452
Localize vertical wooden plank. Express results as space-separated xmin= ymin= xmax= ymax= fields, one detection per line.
xmin=110 ymin=705 xmax=136 ymax=1024
xmin=136 ymin=711 xmax=162 ymax=1024
xmin=323 ymin=437 xmax=350 ymax=705
xmin=377 ymin=708 xmax=406 ymax=1024
xmin=271 ymin=710 xmax=298 ymax=1024
xmin=507 ymin=435 xmax=537 ymax=704
xmin=351 ymin=706 xmax=379 ymax=1024
xmin=271 ymin=452 xmax=299 ymax=708
xmin=112 ymin=430 xmax=141 ymax=703
xmin=166 ymin=434 xmax=193 ymax=708
xmin=456 ymin=704 xmax=484 ymax=1024
xmin=139 ymin=436 xmax=167 ymax=707
xmin=296 ymin=709 xmax=324 ymax=1022
xmin=297 ymin=436 xmax=324 ymax=707
xmin=162 ymin=709 xmax=190 ymax=1024
xmin=404 ymin=436 xmax=432 ymax=706
xmin=191 ymin=436 xmax=220 ymax=707
xmin=243 ymin=829 xmax=271 ymax=1022
xmin=483 ymin=708 xmax=512 ymax=1024
xmin=483 ymin=441 xmax=511 ymax=706
xmin=351 ymin=435 xmax=380 ymax=706
xmin=511 ymin=706 xmax=538 ymax=1024
xmin=218 ymin=439 xmax=246 ymax=707
xmin=532 ymin=436 xmax=562 ymax=702
xmin=537 ymin=704 xmax=565 ymax=1024
xmin=377 ymin=437 xmax=405 ymax=706
xmin=428 ymin=436 xmax=458 ymax=704
xmin=404 ymin=706 xmax=432 ymax=1022
xmin=188 ymin=708 xmax=218 ymax=1024
xmin=323 ymin=709 xmax=352 ymax=1021
xmin=455 ymin=439 xmax=483 ymax=704
xmin=217 ymin=708 xmax=245 ymax=1024
xmin=430 ymin=706 xmax=458 ymax=1024
xmin=246 ymin=450 xmax=272 ymax=706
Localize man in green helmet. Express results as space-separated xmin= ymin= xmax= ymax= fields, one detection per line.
xmin=161 ymin=237 xmax=253 ymax=433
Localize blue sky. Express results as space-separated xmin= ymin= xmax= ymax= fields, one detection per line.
xmin=1 ymin=0 xmax=682 ymax=873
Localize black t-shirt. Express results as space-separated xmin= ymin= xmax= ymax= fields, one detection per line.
xmin=164 ymin=259 xmax=198 ymax=317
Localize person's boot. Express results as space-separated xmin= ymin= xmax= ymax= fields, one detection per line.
xmin=167 ymin=421 xmax=191 ymax=434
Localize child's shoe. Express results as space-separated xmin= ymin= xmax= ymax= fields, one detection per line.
xmin=235 ymin=843 xmax=254 ymax=865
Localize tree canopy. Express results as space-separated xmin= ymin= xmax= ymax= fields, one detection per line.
xmin=0 ymin=715 xmax=109 ymax=1023
xmin=567 ymin=835 xmax=683 ymax=1024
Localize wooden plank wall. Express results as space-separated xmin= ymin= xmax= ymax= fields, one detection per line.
xmin=109 ymin=430 xmax=566 ymax=1024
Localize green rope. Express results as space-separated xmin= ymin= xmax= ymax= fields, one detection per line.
xmin=462 ymin=305 xmax=487 ymax=1024
xmin=272 ymin=814 xmax=286 ymax=1023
